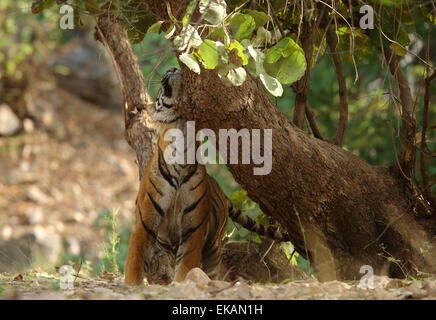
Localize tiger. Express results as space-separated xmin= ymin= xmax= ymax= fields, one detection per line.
xmin=124 ymin=68 xmax=289 ymax=285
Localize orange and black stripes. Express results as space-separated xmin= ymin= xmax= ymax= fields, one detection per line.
xmin=124 ymin=68 xmax=290 ymax=286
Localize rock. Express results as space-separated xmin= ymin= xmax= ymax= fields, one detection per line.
xmin=1 ymin=225 xmax=13 ymax=240
xmin=23 ymin=118 xmax=34 ymax=133
xmin=185 ymin=268 xmax=210 ymax=286
xmin=0 ymin=103 xmax=21 ymax=136
xmin=50 ymin=36 xmax=122 ymax=111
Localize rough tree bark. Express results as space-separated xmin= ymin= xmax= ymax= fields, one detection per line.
xmin=97 ymin=1 xmax=436 ymax=281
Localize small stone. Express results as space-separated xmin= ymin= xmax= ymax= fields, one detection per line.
xmin=1 ymin=225 xmax=13 ymax=240
xmin=23 ymin=118 xmax=34 ymax=133
xmin=0 ymin=104 xmax=21 ymax=136
xmin=185 ymin=268 xmax=210 ymax=285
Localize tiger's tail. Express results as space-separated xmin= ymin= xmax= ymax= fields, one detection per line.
xmin=228 ymin=204 xmax=290 ymax=242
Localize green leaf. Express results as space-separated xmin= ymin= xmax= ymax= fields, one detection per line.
xmin=265 ymin=55 xmax=306 ymax=84
xmin=183 ymin=0 xmax=197 ymax=26
xmin=209 ymin=27 xmax=231 ymax=46
xmin=173 ymin=24 xmax=202 ymax=51
xmin=228 ymin=40 xmax=248 ymax=66
xmin=246 ymin=45 xmax=266 ymax=76
xmin=259 ymin=73 xmax=283 ymax=97
xmin=226 ymin=67 xmax=247 ymax=86
xmin=266 ymin=37 xmax=302 ymax=63
xmin=242 ymin=9 xmax=269 ymax=27
xmin=179 ymin=52 xmax=201 ymax=74
xmin=147 ymin=21 xmax=163 ymax=34
xmin=265 ymin=38 xmax=306 ymax=84
xmin=199 ymin=0 xmax=227 ymax=25
xmin=197 ymin=40 xmax=219 ymax=69
xmin=215 ymin=41 xmax=229 ymax=65
xmin=228 ymin=13 xmax=256 ymax=40
xmin=254 ymin=26 xmax=272 ymax=45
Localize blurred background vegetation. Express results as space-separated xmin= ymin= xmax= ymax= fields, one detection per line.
xmin=0 ymin=0 xmax=434 ymax=279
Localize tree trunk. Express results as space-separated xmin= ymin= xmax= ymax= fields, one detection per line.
xmin=176 ymin=67 xmax=435 ymax=280
xmin=97 ymin=1 xmax=436 ymax=281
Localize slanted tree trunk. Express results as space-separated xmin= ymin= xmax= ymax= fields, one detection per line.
xmin=97 ymin=1 xmax=436 ymax=281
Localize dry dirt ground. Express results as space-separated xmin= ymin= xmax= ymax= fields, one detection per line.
xmin=0 ymin=81 xmax=435 ymax=300
xmin=1 ymin=269 xmax=435 ymax=300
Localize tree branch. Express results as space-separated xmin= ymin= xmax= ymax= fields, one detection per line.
xmin=419 ymin=39 xmax=436 ymax=211
xmin=95 ymin=11 xmax=155 ymax=178
xmin=383 ymin=47 xmax=418 ymax=180
xmin=305 ymin=103 xmax=324 ymax=140
xmin=292 ymin=18 xmax=313 ymax=129
xmin=326 ymin=29 xmax=349 ymax=146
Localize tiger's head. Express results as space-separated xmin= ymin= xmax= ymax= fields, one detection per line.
xmin=151 ymin=67 xmax=182 ymax=124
